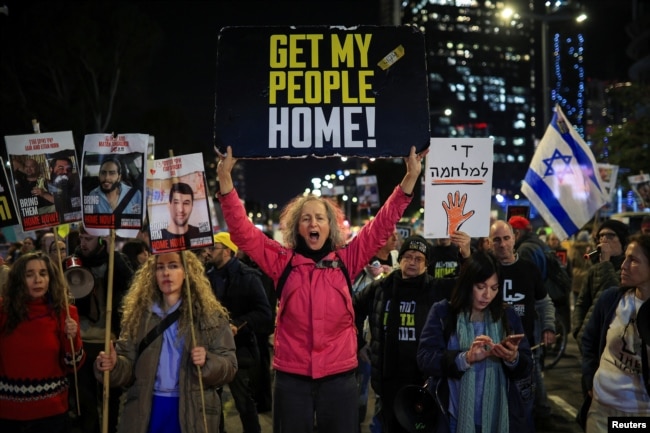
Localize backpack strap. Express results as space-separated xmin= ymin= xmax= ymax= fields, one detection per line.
xmin=275 ymin=252 xmax=295 ymax=300
xmin=275 ymin=251 xmax=353 ymax=300
xmin=334 ymin=251 xmax=353 ymax=295
xmin=137 ymin=308 xmax=181 ymax=358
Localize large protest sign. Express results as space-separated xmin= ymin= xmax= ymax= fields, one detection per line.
xmin=214 ymin=26 xmax=430 ymax=158
xmin=5 ymin=131 xmax=82 ymax=231
xmin=423 ymin=138 xmax=494 ymax=238
xmin=147 ymin=154 xmax=213 ymax=254
xmin=81 ymin=134 xmax=147 ymax=231
xmin=0 ymin=157 xmax=20 ymax=229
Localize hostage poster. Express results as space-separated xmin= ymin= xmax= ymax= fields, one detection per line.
xmin=147 ymin=153 xmax=213 ymax=254
xmin=214 ymin=26 xmax=430 ymax=158
xmin=81 ymin=133 xmax=148 ymax=231
xmin=5 ymin=131 xmax=82 ymax=232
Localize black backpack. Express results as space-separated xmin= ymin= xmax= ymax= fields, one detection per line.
xmin=543 ymin=250 xmax=571 ymax=304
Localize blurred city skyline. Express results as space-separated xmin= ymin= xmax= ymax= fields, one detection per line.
xmin=0 ymin=0 xmax=640 ymax=207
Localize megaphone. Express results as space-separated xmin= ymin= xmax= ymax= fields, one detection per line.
xmin=393 ymin=384 xmax=437 ymax=433
xmin=63 ymin=255 xmax=95 ymax=299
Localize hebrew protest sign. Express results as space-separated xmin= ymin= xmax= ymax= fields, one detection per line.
xmin=214 ymin=26 xmax=430 ymax=158
xmin=423 ymin=138 xmax=494 ymax=238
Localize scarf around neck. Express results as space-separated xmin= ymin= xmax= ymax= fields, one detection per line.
xmin=456 ymin=310 xmax=508 ymax=433
xmin=295 ymin=236 xmax=333 ymax=263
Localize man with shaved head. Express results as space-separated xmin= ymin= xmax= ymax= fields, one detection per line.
xmin=490 ymin=219 xmax=556 ymax=430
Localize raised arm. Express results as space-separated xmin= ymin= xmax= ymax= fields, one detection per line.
xmin=399 ymin=145 xmax=428 ymax=195
xmin=216 ymin=145 xmax=238 ymax=195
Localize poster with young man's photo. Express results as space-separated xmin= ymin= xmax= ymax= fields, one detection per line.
xmin=81 ymin=133 xmax=148 ymax=232
xmin=147 ymin=153 xmax=213 ymax=254
xmin=5 ymin=131 xmax=82 ymax=231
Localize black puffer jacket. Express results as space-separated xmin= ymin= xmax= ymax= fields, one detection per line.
xmin=353 ymin=270 xmax=455 ymax=395
xmin=73 ymin=245 xmax=134 ymax=336
xmin=207 ymin=258 xmax=273 ymax=366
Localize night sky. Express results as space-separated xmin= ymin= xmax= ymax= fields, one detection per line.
xmin=1 ymin=0 xmax=637 ymax=206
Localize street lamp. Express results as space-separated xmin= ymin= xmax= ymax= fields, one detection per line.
xmin=501 ymin=5 xmax=587 ymax=129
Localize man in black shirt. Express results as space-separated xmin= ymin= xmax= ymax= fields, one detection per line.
xmin=490 ymin=220 xmax=556 ymax=430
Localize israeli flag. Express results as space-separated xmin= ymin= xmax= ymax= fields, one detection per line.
xmin=521 ymin=106 xmax=608 ymax=240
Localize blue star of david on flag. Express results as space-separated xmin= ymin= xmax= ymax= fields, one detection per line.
xmin=542 ymin=149 xmax=574 ymax=181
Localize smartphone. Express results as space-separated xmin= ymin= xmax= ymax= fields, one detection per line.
xmin=501 ymin=334 xmax=524 ymax=346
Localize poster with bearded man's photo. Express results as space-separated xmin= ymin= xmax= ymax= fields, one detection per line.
xmin=81 ymin=133 xmax=148 ymax=232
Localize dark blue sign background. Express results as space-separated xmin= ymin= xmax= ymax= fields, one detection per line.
xmin=0 ymin=160 xmax=20 ymax=229
xmin=214 ymin=26 xmax=430 ymax=158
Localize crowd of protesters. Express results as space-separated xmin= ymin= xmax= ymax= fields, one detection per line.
xmin=1 ymin=163 xmax=649 ymax=433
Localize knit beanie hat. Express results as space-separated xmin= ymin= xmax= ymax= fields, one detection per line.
xmin=597 ymin=219 xmax=630 ymax=248
xmin=398 ymin=235 xmax=431 ymax=262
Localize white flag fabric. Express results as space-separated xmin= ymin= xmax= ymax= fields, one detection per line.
xmin=521 ymin=106 xmax=608 ymax=240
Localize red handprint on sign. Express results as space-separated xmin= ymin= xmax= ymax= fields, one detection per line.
xmin=442 ymin=191 xmax=475 ymax=236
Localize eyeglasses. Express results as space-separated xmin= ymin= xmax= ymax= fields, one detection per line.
xmin=598 ymin=232 xmax=617 ymax=240
xmin=401 ymin=254 xmax=425 ymax=264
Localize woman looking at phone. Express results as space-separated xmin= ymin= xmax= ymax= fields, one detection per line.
xmin=417 ymin=252 xmax=534 ymax=433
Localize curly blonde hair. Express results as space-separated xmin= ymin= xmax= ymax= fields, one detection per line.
xmin=119 ymin=251 xmax=229 ymax=341
xmin=1 ymin=252 xmax=70 ymax=333
xmin=280 ymin=195 xmax=347 ymax=249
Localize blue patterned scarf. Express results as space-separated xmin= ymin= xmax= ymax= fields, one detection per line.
xmin=456 ymin=311 xmax=508 ymax=433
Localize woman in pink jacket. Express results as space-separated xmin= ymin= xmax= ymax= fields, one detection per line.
xmin=217 ymin=145 xmax=426 ymax=433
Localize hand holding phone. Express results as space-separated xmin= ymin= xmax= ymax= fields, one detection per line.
xmin=500 ymin=334 xmax=524 ymax=347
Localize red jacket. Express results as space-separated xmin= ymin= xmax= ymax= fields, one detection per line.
xmin=0 ymin=299 xmax=85 ymax=420
xmin=220 ymin=186 xmax=411 ymax=379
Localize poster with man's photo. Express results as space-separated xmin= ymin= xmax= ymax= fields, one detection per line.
xmin=628 ymin=173 xmax=650 ymax=210
xmin=4 ymin=131 xmax=82 ymax=231
xmin=81 ymin=133 xmax=148 ymax=231
xmin=146 ymin=153 xmax=213 ymax=254
xmin=0 ymin=157 xmax=20 ymax=229
xmin=356 ymin=175 xmax=380 ymax=210
xmin=597 ymin=163 xmax=619 ymax=201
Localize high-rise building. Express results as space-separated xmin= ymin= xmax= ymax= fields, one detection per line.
xmin=399 ymin=0 xmax=585 ymax=195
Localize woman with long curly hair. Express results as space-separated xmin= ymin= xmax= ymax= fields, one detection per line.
xmin=217 ymin=145 xmax=427 ymax=433
xmin=94 ymin=251 xmax=237 ymax=433
xmin=0 ymin=252 xmax=85 ymax=432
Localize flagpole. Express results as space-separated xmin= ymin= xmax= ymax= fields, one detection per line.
xmin=102 ymin=229 xmax=116 ymax=433
xmin=52 ymin=226 xmax=81 ymax=416
xmin=168 ymin=150 xmax=208 ymax=433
